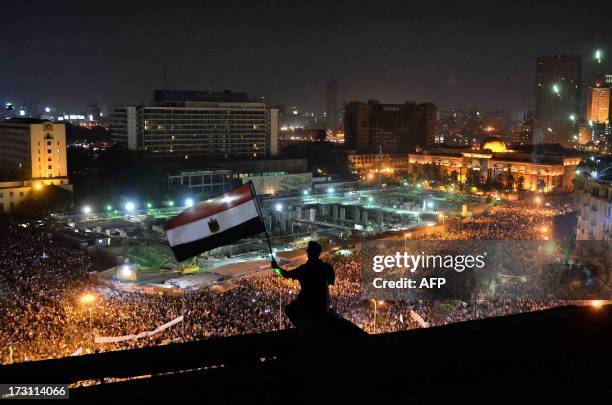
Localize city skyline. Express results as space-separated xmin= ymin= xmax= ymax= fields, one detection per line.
xmin=1 ymin=0 xmax=610 ymax=117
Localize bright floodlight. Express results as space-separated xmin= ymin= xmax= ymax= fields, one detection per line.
xmin=552 ymin=84 xmax=560 ymax=94
xmin=569 ymin=114 xmax=575 ymax=121
xmin=120 ymin=265 xmax=132 ymax=278
xmin=44 ymin=107 xmax=51 ymax=113
xmin=146 ymin=202 xmax=152 ymax=209
xmin=168 ymin=200 xmax=174 ymax=207
xmin=185 ymin=198 xmax=194 ymax=207
xmin=303 ymin=190 xmax=309 ymax=196
xmin=327 ymin=187 xmax=335 ymax=194
xmin=82 ymin=205 xmax=92 ymax=214
xmin=106 ymin=205 xmax=112 ymax=211
xmin=79 ymin=292 xmax=97 ymax=305
xmin=275 ymin=203 xmax=283 ymax=212
xmin=125 ymin=201 xmax=135 ymax=212
xmin=427 ymin=201 xmax=434 ymax=209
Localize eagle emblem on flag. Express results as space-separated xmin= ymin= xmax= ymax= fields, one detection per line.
xmin=164 ymin=182 xmax=266 ymax=261
xmin=208 ymin=218 xmax=220 ymax=233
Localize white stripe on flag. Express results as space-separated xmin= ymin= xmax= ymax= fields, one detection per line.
xmin=166 ymin=199 xmax=259 ymax=247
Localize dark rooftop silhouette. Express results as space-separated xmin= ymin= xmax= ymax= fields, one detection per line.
xmin=2 ymin=304 xmax=611 ymax=403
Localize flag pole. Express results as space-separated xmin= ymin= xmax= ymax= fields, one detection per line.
xmin=249 ymin=181 xmax=274 ymax=261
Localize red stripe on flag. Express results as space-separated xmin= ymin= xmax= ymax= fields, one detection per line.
xmin=164 ymin=183 xmax=255 ymax=231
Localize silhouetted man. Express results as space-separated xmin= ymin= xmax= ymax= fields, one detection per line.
xmin=271 ymin=241 xmax=335 ymax=328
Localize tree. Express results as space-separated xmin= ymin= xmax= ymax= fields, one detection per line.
xmin=16 ymin=185 xmax=73 ymax=218
xmin=517 ymin=176 xmax=525 ymax=191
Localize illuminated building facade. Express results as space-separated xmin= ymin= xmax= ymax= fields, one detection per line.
xmin=344 ymin=100 xmax=436 ymax=153
xmin=587 ymin=86 xmax=610 ymax=124
xmin=0 ymin=119 xmax=72 ymax=212
xmin=112 ymin=90 xmax=279 ymax=158
xmin=534 ymin=55 xmax=582 ymax=147
xmin=408 ymin=137 xmax=581 ymax=192
xmin=348 ymin=154 xmax=409 ymax=179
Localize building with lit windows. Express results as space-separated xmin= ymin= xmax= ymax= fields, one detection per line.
xmin=347 ymin=153 xmax=409 ymax=179
xmin=408 ymin=137 xmax=581 ymax=192
xmin=0 ymin=119 xmax=71 ymax=212
xmin=344 ymin=100 xmax=436 ymax=153
xmin=574 ymin=173 xmax=612 ymax=275
xmin=575 ymin=174 xmax=612 ymax=242
xmin=587 ymin=86 xmax=610 ymax=124
xmin=111 ymin=90 xmax=279 ymax=159
xmin=534 ymin=55 xmax=582 ymax=147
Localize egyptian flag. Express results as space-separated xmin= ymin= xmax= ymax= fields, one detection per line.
xmin=165 ymin=182 xmax=266 ymax=261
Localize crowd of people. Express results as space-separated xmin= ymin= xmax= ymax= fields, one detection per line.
xmin=0 ymin=193 xmax=594 ymax=364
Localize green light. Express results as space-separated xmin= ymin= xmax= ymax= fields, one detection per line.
xmin=552 ymin=84 xmax=560 ymax=94
xmin=168 ymin=201 xmax=174 ymax=207
xmin=147 ymin=202 xmax=152 ymax=209
xmin=106 ymin=205 xmax=112 ymax=211
xmin=368 ymin=197 xmax=374 ymax=202
xmin=595 ymin=49 xmax=602 ymax=62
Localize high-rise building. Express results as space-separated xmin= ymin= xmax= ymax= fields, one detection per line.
xmin=586 ymin=50 xmax=610 ymax=124
xmin=0 ymin=119 xmax=71 ymax=212
xmin=0 ymin=119 xmax=68 ymax=180
xmin=534 ymin=55 xmax=582 ymax=147
xmin=326 ymin=78 xmax=338 ymax=134
xmin=111 ymin=90 xmax=278 ymax=158
xmin=344 ymin=100 xmax=436 ymax=153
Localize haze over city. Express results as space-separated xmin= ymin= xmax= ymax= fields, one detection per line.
xmin=2 ymin=0 xmax=610 ymax=116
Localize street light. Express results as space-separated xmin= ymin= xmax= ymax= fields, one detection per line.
xmin=79 ymin=293 xmax=97 ymax=343
xmin=372 ymin=300 xmax=384 ymax=333
xmin=82 ymin=205 xmax=92 ymax=215
xmin=106 ymin=205 xmax=112 ymax=211
xmin=403 ymin=232 xmax=412 ymax=249
xmin=146 ymin=202 xmax=153 ymax=209
xmin=184 ymin=198 xmax=194 ymax=208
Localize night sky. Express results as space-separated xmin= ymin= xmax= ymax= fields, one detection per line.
xmin=2 ymin=0 xmax=610 ymax=118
